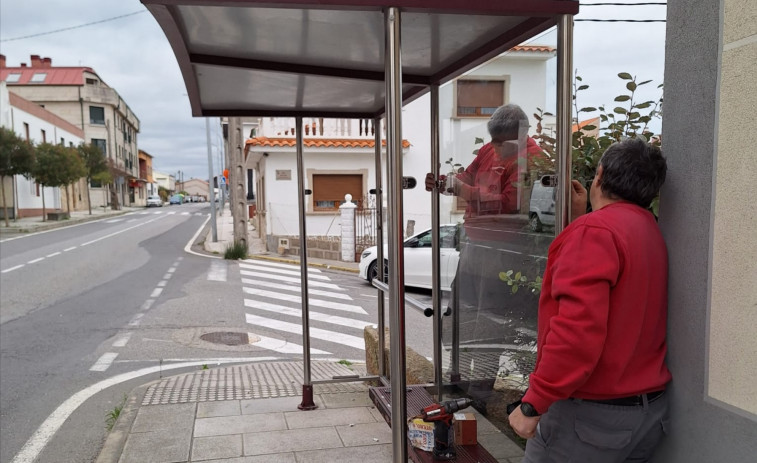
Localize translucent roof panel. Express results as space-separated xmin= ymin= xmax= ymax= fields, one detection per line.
xmin=142 ymin=0 xmax=579 ymax=117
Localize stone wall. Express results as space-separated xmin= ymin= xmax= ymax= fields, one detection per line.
xmin=273 ymin=235 xmax=342 ymax=261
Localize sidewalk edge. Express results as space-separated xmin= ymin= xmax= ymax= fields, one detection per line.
xmin=94 ymin=380 xmax=154 ymax=463
xmin=246 ymin=254 xmax=359 ymax=274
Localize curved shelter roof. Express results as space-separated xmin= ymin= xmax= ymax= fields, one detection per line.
xmin=141 ymin=0 xmax=578 ymax=118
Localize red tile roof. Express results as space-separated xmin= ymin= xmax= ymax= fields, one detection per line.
xmin=573 ymin=117 xmax=600 ymax=132
xmin=246 ymin=137 xmax=411 ymax=149
xmin=1 ymin=67 xmax=95 ymax=85
xmin=510 ymin=45 xmax=556 ymax=53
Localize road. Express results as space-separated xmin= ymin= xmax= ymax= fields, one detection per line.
xmin=0 ymin=203 xmax=408 ymax=463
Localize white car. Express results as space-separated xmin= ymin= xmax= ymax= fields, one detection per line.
xmin=358 ymin=224 xmax=460 ymax=291
xmin=146 ymin=195 xmax=163 ymax=207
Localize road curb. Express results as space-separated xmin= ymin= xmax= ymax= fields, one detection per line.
xmin=94 ymin=381 xmax=154 ymax=463
xmin=246 ymin=254 xmax=360 ymax=274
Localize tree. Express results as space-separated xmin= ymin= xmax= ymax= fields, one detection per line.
xmin=78 ymin=142 xmax=109 ymax=215
xmin=32 ymin=143 xmax=72 ymax=221
xmin=62 ymin=146 xmax=87 ymax=213
xmin=0 ymin=127 xmax=35 ymax=227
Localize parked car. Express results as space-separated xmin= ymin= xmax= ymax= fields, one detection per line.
xmin=358 ymin=224 xmax=459 ymax=291
xmin=169 ymin=194 xmax=184 ymax=205
xmin=146 ymin=195 xmax=163 ymax=207
xmin=528 ymin=175 xmax=556 ymax=232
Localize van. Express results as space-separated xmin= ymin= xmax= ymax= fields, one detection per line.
xmin=529 ymin=175 xmax=556 ymax=232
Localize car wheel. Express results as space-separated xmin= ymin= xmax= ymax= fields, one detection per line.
xmin=529 ymin=213 xmax=543 ymax=232
xmin=367 ymin=260 xmax=389 ymax=283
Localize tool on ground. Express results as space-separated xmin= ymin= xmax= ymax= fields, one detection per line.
xmin=415 ymin=397 xmax=473 ymax=460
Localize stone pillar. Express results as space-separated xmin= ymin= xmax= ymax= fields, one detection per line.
xmin=340 ymin=193 xmax=357 ymax=262
xmin=229 ymin=117 xmax=248 ymax=249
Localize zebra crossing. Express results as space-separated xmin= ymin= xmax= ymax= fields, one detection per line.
xmin=238 ymin=259 xmax=373 ymax=357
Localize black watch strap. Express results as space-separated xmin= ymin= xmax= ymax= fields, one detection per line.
xmin=520 ymin=401 xmax=540 ymax=417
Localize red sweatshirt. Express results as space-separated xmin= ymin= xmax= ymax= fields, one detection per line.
xmin=523 ymin=201 xmax=671 ymax=414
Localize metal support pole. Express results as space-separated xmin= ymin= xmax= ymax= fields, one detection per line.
xmin=374 ymin=117 xmax=387 ymax=379
xmin=206 ymin=118 xmax=217 ymax=241
xmin=385 ymin=7 xmax=407 ymax=463
xmin=556 ymin=15 xmax=574 ymax=234
xmin=295 ymin=116 xmax=317 ymax=410
xmin=430 ymin=84 xmax=443 ymax=400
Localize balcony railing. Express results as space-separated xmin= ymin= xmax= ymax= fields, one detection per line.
xmin=261 ymin=118 xmax=382 ymax=139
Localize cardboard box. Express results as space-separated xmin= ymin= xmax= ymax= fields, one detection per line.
xmin=453 ymin=412 xmax=477 ymax=445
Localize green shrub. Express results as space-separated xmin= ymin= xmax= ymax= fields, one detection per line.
xmin=224 ymin=241 xmax=248 ymax=260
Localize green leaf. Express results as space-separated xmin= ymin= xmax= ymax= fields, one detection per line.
xmin=618 ymin=72 xmax=633 ymax=80
xmin=579 ymin=106 xmax=597 ymax=112
xmin=634 ymin=102 xmax=653 ymax=109
xmin=577 ymin=85 xmax=589 ymax=91
xmin=515 ymin=271 xmax=522 ymax=280
xmin=576 ymin=75 xmax=583 ymax=81
xmin=512 ymin=285 xmax=519 ymax=294
xmin=614 ymin=107 xmax=628 ymax=114
xmin=626 ymin=82 xmax=637 ymax=91
xmin=599 ymin=115 xmax=608 ymax=122
xmin=499 ymin=272 xmax=508 ymax=281
xmin=581 ymin=125 xmax=597 ymax=131
xmin=638 ymin=80 xmax=652 ymax=86
xmin=614 ymin=95 xmax=631 ymax=102
xmin=472 ymin=149 xmax=479 ymax=156
xmin=506 ymin=270 xmax=513 ymax=276
xmin=474 ymin=137 xmax=485 ymax=144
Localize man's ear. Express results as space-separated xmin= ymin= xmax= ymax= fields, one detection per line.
xmin=593 ymin=165 xmax=603 ymax=188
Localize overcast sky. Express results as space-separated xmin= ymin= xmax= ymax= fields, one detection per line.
xmin=0 ymin=1 xmax=667 ymax=181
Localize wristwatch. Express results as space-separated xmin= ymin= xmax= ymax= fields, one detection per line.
xmin=520 ymin=402 xmax=540 ymax=417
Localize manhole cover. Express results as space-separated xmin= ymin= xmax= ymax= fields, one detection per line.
xmin=200 ymin=331 xmax=249 ymax=346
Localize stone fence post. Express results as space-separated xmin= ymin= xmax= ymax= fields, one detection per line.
xmin=340 ymin=193 xmax=357 ymax=262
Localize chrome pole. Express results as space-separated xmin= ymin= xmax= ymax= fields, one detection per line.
xmin=295 ymin=116 xmax=316 ymax=410
xmin=430 ymin=84 xmax=443 ymax=400
xmin=374 ymin=116 xmax=387 ymax=378
xmin=556 ymin=14 xmax=574 ymax=233
xmin=385 ymin=7 xmax=408 ymax=463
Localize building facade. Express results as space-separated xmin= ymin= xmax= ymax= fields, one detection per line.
xmin=0 ymin=54 xmax=141 ymax=210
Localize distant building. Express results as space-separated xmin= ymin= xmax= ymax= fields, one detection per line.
xmin=0 ymin=54 xmax=141 ymax=210
xmin=181 ymin=178 xmax=209 ymax=200
xmin=138 ymin=150 xmax=158 ymax=199
xmin=152 ymin=171 xmax=176 ymax=192
xmin=0 ymin=82 xmax=84 ymax=218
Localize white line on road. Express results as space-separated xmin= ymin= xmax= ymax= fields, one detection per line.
xmin=157 ymin=280 xmax=167 ymax=287
xmin=242 ymin=287 xmax=367 ymax=315
xmin=89 ymin=353 xmax=119 ymax=371
xmin=63 ymin=246 xmax=76 ymax=252
xmin=46 ymin=252 xmax=61 ymax=258
xmin=244 ymin=299 xmax=371 ymax=329
xmin=250 ymin=332 xmax=331 ymax=354
xmin=111 ymin=333 xmax=132 ymax=347
xmin=80 ymin=217 xmax=160 ymax=246
xmin=10 ymin=358 xmax=280 ymax=463
xmin=241 ymin=278 xmax=352 ymax=300
xmin=238 ymin=262 xmax=331 ymax=280
xmin=245 ymin=313 xmax=365 ymax=349
xmin=163 ymin=273 xmax=172 ymax=280
xmin=239 ymin=270 xmax=342 ymax=290
xmin=128 ymin=314 xmax=144 ymax=326
xmin=241 ymin=258 xmax=323 ymax=272
xmin=27 ymin=257 xmax=44 ymax=264
xmin=150 ymin=288 xmax=163 ymax=298
xmin=207 ymin=260 xmax=227 ymax=281
xmin=167 ymin=267 xmax=176 ymax=273
xmin=140 ymin=299 xmax=155 ymax=311
xmin=1 ymin=264 xmax=24 ymax=273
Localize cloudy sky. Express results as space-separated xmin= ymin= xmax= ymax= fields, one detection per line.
xmin=0 ymin=1 xmax=667 ymax=181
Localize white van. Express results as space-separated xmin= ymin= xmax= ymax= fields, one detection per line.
xmin=529 ymin=175 xmax=556 ymax=232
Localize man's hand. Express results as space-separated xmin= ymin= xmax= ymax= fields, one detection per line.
xmin=424 ymin=172 xmax=446 ymax=192
xmin=571 ymin=179 xmax=588 ymax=222
xmin=508 ymin=405 xmax=540 ymax=439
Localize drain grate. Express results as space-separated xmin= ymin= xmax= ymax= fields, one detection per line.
xmin=200 ymin=331 xmax=249 ymax=346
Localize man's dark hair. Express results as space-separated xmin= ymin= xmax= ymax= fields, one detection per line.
xmin=487 ymin=104 xmax=529 ymax=140
xmin=597 ymin=138 xmax=667 ymax=208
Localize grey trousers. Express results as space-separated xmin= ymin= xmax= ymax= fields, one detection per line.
xmin=524 ymin=393 xmax=669 ymax=463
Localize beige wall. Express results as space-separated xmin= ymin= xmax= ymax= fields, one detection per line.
xmin=707 ymin=0 xmax=757 ymax=417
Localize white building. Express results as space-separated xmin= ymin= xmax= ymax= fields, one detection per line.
xmin=0 ymin=82 xmax=84 ymax=219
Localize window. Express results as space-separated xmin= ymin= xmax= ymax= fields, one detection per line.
xmin=60 ymin=137 xmax=65 ymax=145
xmin=312 ymin=174 xmax=362 ymax=211
xmin=92 ymin=138 xmax=106 ymax=156
xmin=23 ymin=123 xmax=30 ymax=141
xmin=89 ymin=106 xmax=105 ymax=125
xmin=455 ymin=79 xmax=505 ymax=117
xmin=5 ymin=73 xmax=21 ymax=83
xmin=41 ymin=129 xmax=46 ymax=143
xmin=85 ymin=78 xmax=98 ymax=85
xmin=30 ymin=73 xmax=47 ymax=83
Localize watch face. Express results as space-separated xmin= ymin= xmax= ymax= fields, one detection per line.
xmin=521 ymin=402 xmax=539 ymax=417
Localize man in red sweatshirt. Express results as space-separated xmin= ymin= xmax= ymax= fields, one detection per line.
xmin=509 ymin=137 xmax=670 ymax=462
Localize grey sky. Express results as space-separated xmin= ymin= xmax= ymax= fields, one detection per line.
xmin=0 ymin=1 xmax=666 ymax=181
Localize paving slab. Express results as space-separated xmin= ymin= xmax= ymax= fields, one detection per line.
xmin=241 ymin=395 xmax=323 ymax=415
xmin=335 ymin=422 xmax=393 ymax=446
xmin=242 ymin=426 xmax=343 ymax=455
xmin=195 ymin=412 xmax=287 ymax=437
xmin=119 ymin=428 xmax=191 ymax=463
xmin=293 ymin=443 xmax=393 ymax=463
xmin=197 ymin=400 xmax=242 ymax=418
xmin=131 ymin=403 xmax=196 ymax=434
xmin=319 ymin=391 xmax=375 ymax=408
xmin=284 ymin=406 xmax=376 ymax=429
xmin=191 ymin=434 xmax=243 ymax=461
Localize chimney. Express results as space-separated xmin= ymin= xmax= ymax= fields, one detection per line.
xmin=42 ymin=57 xmax=52 ymax=68
xmin=30 ymin=55 xmax=42 ymax=68
xmin=20 ymin=63 xmax=27 ymax=68
xmin=0 ymin=54 xmax=5 ymax=68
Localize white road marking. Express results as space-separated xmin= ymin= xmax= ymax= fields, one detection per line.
xmin=1 ymin=264 xmax=24 ymax=273
xmin=128 ymin=314 xmax=144 ymax=326
xmin=163 ymin=273 xmax=172 ymax=280
xmin=64 ymin=247 xmax=76 ymax=252
xmin=46 ymin=252 xmax=61 ymax=258
xmin=150 ymin=288 xmax=163 ymax=298
xmin=168 ymin=211 xmax=176 ymax=215
xmin=241 ymin=259 xmax=322 ymax=273
xmin=111 ymin=333 xmax=132 ymax=347
xmin=207 ymin=261 xmax=227 ymax=281
xmin=167 ymin=267 xmax=176 ymax=273
xmin=80 ymin=217 xmax=160 ymax=246
xmin=141 ymin=299 xmax=155 ymax=311
xmin=241 ymin=278 xmax=352 ymax=300
xmin=89 ymin=353 xmax=119 ymax=371
xmin=238 ymin=262 xmax=330 ymax=280
xmin=239 ymin=270 xmax=341 ymax=290
xmin=181 ymin=212 xmax=190 ymax=215
xmin=242 ymin=287 xmax=367 ymax=315
xmin=177 ymin=257 xmax=183 ymax=261
xmin=27 ymin=257 xmax=44 ymax=264
xmin=157 ymin=280 xmax=167 ymax=287
xmin=249 ymin=332 xmax=330 ymax=354
xmin=10 ymin=358 xmax=279 ymax=463
xmin=245 ymin=313 xmax=365 ymax=349
xmin=245 ymin=300 xmax=371 ymax=330
xmin=360 ymin=293 xmax=378 ymax=298
xmin=104 ymin=219 xmax=124 ymax=223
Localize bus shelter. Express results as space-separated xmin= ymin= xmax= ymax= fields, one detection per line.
xmin=142 ymin=1 xmax=579 ymax=460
